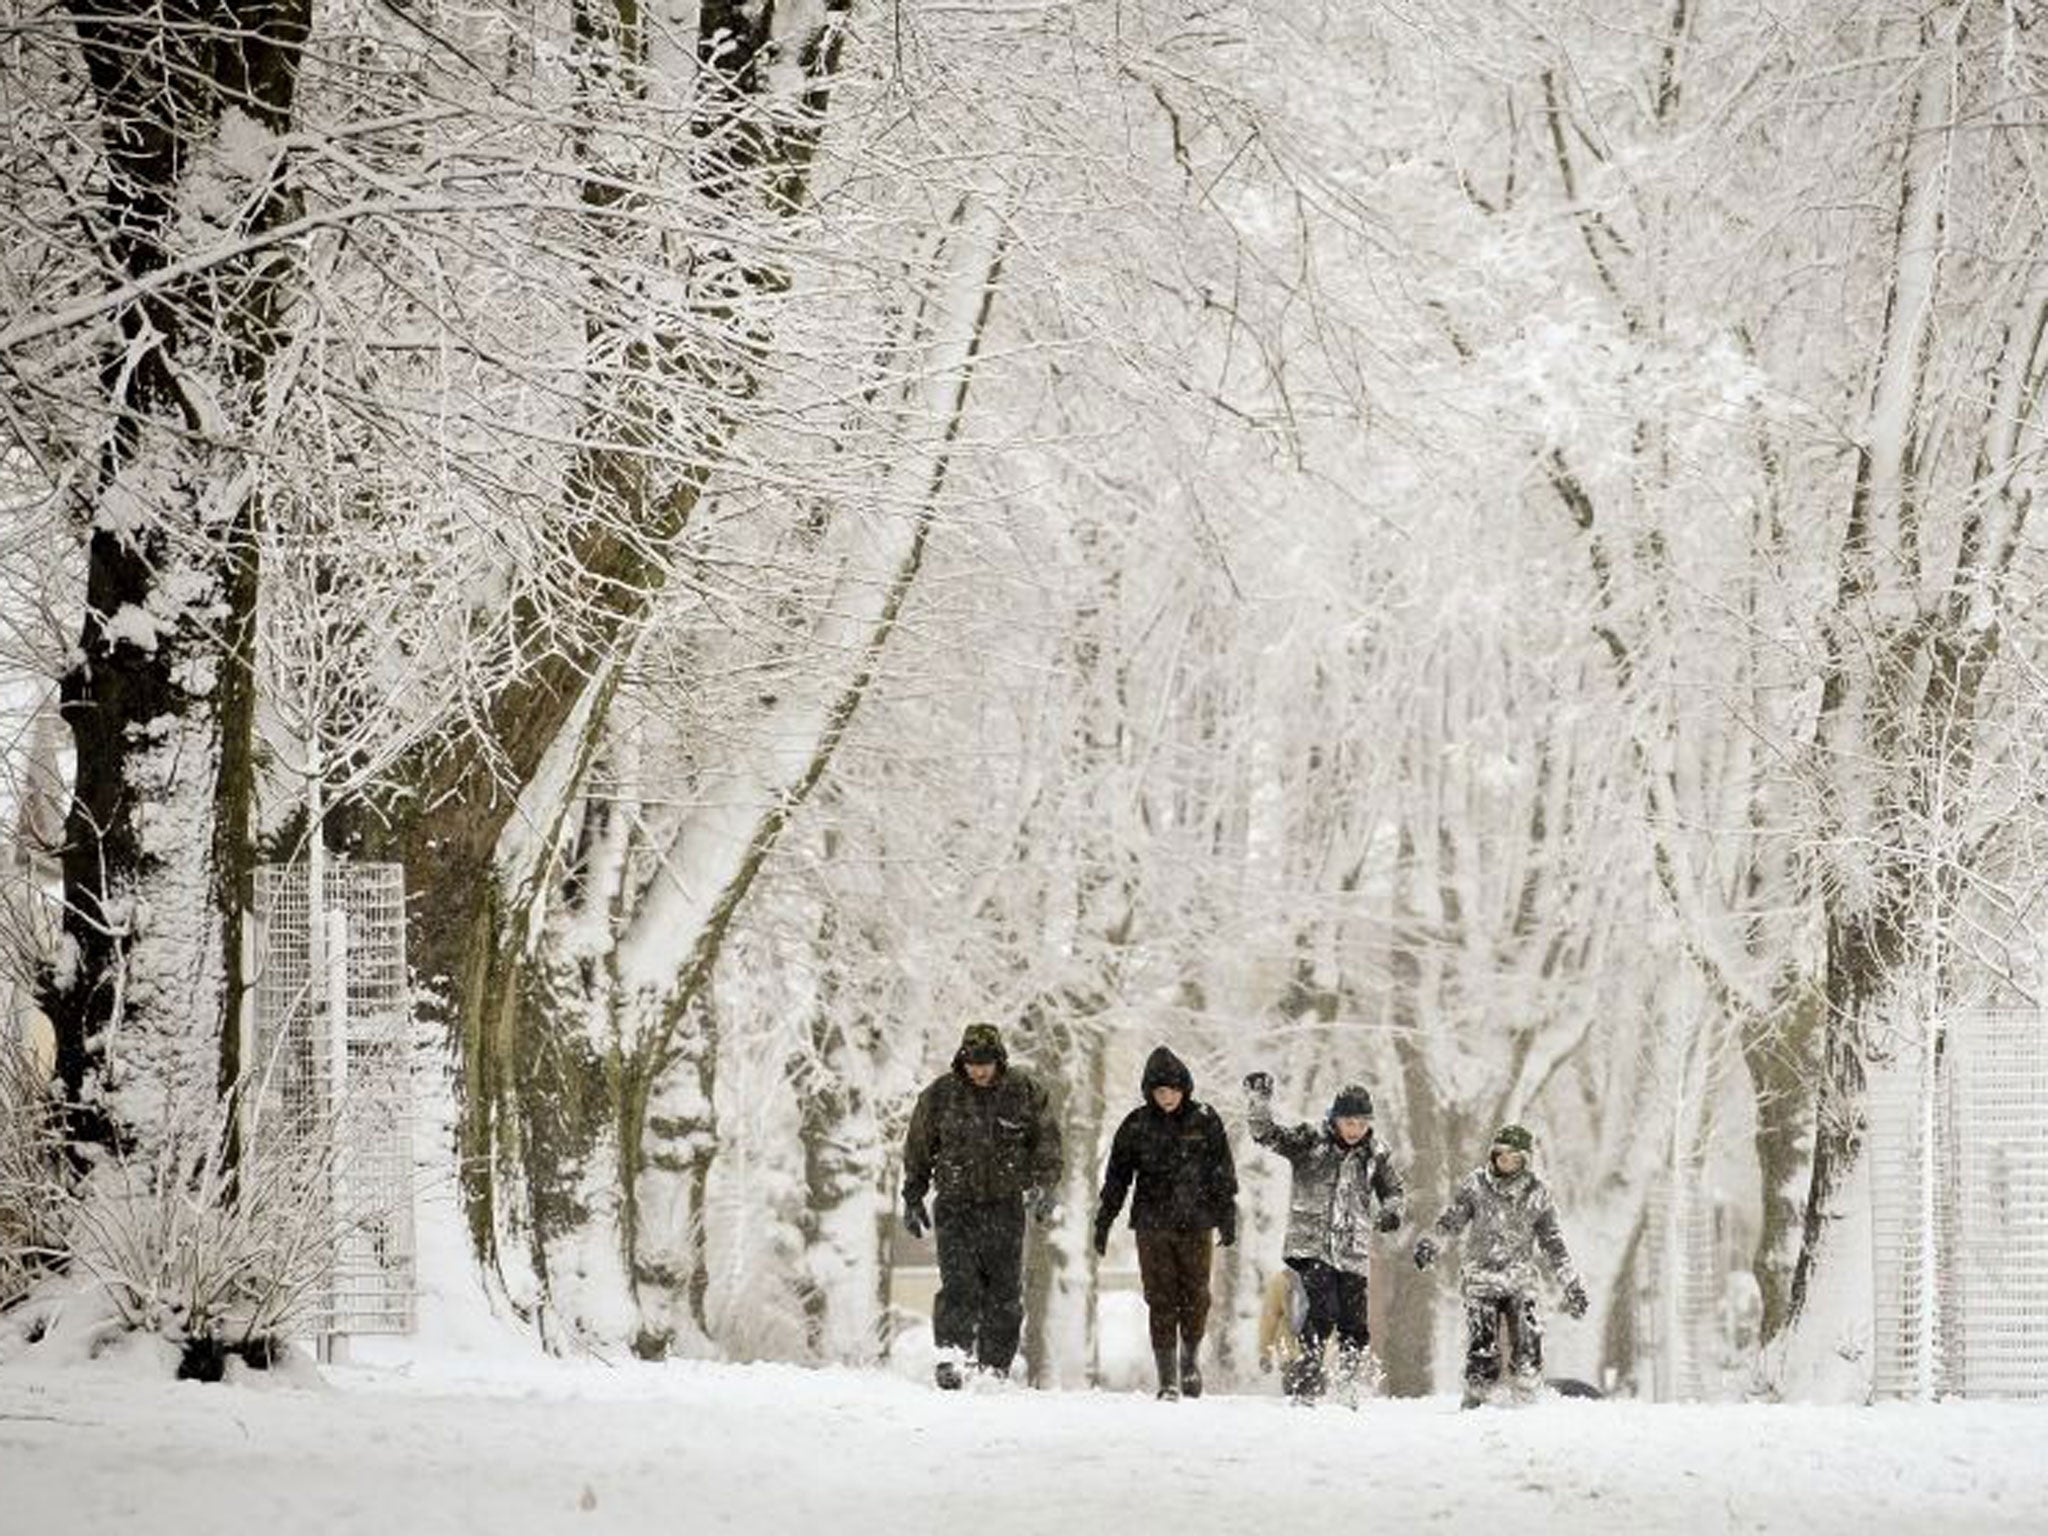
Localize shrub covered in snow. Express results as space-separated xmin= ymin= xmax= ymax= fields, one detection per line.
xmin=61 ymin=1125 xmax=326 ymax=1371
xmin=0 ymin=1034 xmax=66 ymax=1310
xmin=3 ymin=1082 xmax=399 ymax=1380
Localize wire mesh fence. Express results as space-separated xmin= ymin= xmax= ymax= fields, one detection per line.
xmin=1636 ymin=1172 xmax=1756 ymax=1401
xmin=1869 ymin=1009 xmax=2048 ymax=1399
xmin=1638 ymin=1176 xmax=1711 ymax=1400
xmin=1943 ymin=1013 xmax=2048 ymax=1396
xmin=250 ymin=861 xmax=415 ymax=1339
xmin=1867 ymin=1046 xmax=1943 ymax=1399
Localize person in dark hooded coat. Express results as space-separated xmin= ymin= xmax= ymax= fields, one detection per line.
xmin=1092 ymin=1046 xmax=1238 ymax=1400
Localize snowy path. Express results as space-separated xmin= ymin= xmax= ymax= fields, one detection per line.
xmin=3 ymin=1356 xmax=2044 ymax=1535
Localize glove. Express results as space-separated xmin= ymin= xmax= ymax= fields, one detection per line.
xmin=1376 ymin=1208 xmax=1402 ymax=1233
xmin=1243 ymin=1070 xmax=1273 ymax=1096
xmin=902 ymin=1196 xmax=930 ymax=1239
xmin=1412 ymin=1237 xmax=1438 ymax=1271
xmin=1092 ymin=1217 xmax=1111 ymax=1257
xmin=1217 ymin=1208 xmax=1237 ymax=1248
xmin=1028 ymin=1187 xmax=1058 ymax=1223
xmin=1563 ymin=1279 xmax=1589 ymax=1319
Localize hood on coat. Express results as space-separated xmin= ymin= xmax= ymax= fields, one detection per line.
xmin=1140 ymin=1045 xmax=1194 ymax=1104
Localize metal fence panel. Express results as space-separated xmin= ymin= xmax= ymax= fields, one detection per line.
xmin=250 ymin=862 xmax=415 ymax=1338
xmin=1639 ymin=1176 xmax=1715 ymax=1400
xmin=1867 ymin=1047 xmax=1940 ymax=1399
xmin=1869 ymin=1010 xmax=2048 ymax=1399
xmin=1945 ymin=1012 xmax=2048 ymax=1397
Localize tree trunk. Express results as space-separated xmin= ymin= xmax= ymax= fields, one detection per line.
xmin=1771 ymin=6 xmax=1970 ymax=1393
xmin=415 ymin=181 xmax=1010 ymax=1346
xmin=1381 ymin=858 xmax=1447 ymax=1397
xmin=1742 ymin=978 xmax=1822 ymax=1345
xmin=1078 ymin=1026 xmax=1110 ymax=1384
xmin=47 ymin=0 xmax=310 ymax=1159
xmin=630 ymin=1013 xmax=719 ymax=1356
xmin=335 ymin=0 xmax=857 ymax=1308
xmin=794 ymin=1004 xmax=889 ymax=1364
xmin=1018 ymin=1000 xmax=1097 ymax=1388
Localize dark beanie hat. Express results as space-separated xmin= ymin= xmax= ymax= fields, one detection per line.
xmin=1492 ymin=1123 xmax=1535 ymax=1155
xmin=1329 ymin=1084 xmax=1374 ymax=1119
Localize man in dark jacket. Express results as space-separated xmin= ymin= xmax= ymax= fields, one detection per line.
xmin=1246 ymin=1072 xmax=1407 ymax=1402
xmin=901 ymin=1022 xmax=1063 ymax=1389
xmin=1092 ymin=1045 xmax=1238 ymax=1401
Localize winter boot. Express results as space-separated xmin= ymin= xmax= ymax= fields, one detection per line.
xmin=934 ymin=1359 xmax=964 ymax=1391
xmin=1331 ymin=1345 xmax=1365 ymax=1409
xmin=1179 ymin=1348 xmax=1203 ymax=1401
xmin=1284 ymin=1349 xmax=1324 ymax=1405
xmin=1154 ymin=1344 xmax=1181 ymax=1401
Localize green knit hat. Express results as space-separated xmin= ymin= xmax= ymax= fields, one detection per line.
xmin=1492 ymin=1123 xmax=1535 ymax=1156
xmin=957 ymin=1022 xmax=1005 ymax=1064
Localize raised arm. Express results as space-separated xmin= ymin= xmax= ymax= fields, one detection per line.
xmin=1245 ymin=1075 xmax=1318 ymax=1160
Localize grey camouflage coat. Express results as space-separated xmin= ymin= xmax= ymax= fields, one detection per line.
xmin=1429 ymin=1165 xmax=1581 ymax=1299
xmin=1248 ymin=1091 xmax=1406 ymax=1275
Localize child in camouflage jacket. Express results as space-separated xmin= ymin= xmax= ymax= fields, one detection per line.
xmin=1413 ymin=1123 xmax=1589 ymax=1407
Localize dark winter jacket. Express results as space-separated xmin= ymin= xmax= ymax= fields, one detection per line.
xmin=1429 ymin=1163 xmax=1580 ymax=1300
xmin=1094 ymin=1047 xmax=1238 ymax=1239
xmin=1248 ymin=1085 xmax=1406 ymax=1275
xmin=901 ymin=1037 xmax=1063 ymax=1207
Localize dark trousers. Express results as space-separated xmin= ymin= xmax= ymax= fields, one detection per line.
xmin=1288 ymin=1255 xmax=1369 ymax=1352
xmin=1134 ymin=1230 xmax=1214 ymax=1352
xmin=1285 ymin=1256 xmax=1368 ymax=1396
xmin=932 ymin=1196 xmax=1026 ymax=1370
xmin=1465 ymin=1291 xmax=1544 ymax=1385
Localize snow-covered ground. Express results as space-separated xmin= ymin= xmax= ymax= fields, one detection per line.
xmin=4 ymin=1347 xmax=2044 ymax=1536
